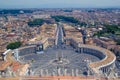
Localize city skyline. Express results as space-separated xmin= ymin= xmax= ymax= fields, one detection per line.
xmin=0 ymin=0 xmax=120 ymax=9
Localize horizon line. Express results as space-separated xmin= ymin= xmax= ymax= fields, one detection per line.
xmin=0 ymin=7 xmax=120 ymax=10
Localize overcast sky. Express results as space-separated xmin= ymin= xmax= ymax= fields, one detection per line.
xmin=0 ymin=0 xmax=120 ymax=8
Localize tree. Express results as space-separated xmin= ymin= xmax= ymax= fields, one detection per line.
xmin=28 ymin=19 xmax=44 ymax=27
xmin=51 ymin=16 xmax=86 ymax=26
xmin=116 ymin=40 xmax=120 ymax=45
xmin=6 ymin=41 xmax=22 ymax=50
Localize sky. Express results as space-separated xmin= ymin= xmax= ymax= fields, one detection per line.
xmin=0 ymin=0 xmax=120 ymax=8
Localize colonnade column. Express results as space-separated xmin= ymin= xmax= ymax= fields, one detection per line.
xmin=81 ymin=48 xmax=83 ymax=53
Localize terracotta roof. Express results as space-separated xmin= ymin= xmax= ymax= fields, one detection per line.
xmin=11 ymin=62 xmax=21 ymax=72
xmin=0 ymin=50 xmax=13 ymax=71
xmin=0 ymin=61 xmax=11 ymax=71
xmin=0 ymin=50 xmax=22 ymax=71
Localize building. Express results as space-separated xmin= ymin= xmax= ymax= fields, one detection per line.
xmin=93 ymin=37 xmax=116 ymax=50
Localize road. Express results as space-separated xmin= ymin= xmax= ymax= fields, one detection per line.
xmin=56 ymin=23 xmax=64 ymax=48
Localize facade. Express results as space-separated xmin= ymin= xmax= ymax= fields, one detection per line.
xmin=14 ymin=46 xmax=36 ymax=61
